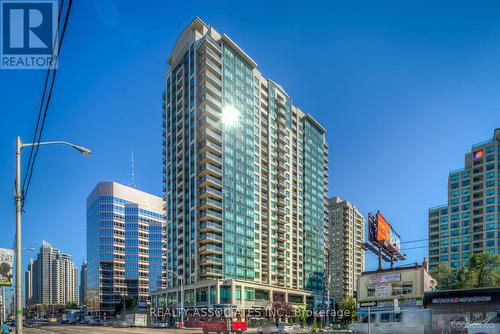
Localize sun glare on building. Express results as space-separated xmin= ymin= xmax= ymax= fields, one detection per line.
xmin=222 ymin=105 xmax=239 ymax=126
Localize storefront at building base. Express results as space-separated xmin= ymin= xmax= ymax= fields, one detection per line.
xmin=423 ymin=287 xmax=500 ymax=332
xmin=358 ymin=297 xmax=424 ymax=315
xmin=150 ymin=278 xmax=317 ymax=326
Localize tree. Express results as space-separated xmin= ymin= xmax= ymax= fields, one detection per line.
xmin=66 ymin=302 xmax=79 ymax=310
xmin=432 ymin=265 xmax=457 ymax=290
xmin=338 ymin=296 xmax=356 ymax=326
xmin=467 ymin=253 xmax=500 ymax=287
xmin=114 ymin=296 xmax=137 ymax=316
xmin=291 ymin=304 xmax=308 ymax=326
xmin=271 ymin=294 xmax=293 ymax=322
xmin=431 ymin=253 xmax=500 ymax=289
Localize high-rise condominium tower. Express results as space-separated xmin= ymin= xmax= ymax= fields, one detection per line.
xmin=153 ymin=17 xmax=329 ymax=309
xmin=79 ymin=261 xmax=87 ymax=305
xmin=429 ymin=128 xmax=500 ymax=271
xmin=26 ymin=241 xmax=78 ymax=306
xmin=86 ymin=182 xmax=165 ymax=315
xmin=327 ymin=197 xmax=365 ymax=303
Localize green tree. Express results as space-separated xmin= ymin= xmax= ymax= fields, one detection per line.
xmin=291 ymin=304 xmax=308 ymax=326
xmin=114 ymin=296 xmax=137 ymax=316
xmin=467 ymin=253 xmax=500 ymax=287
xmin=338 ymin=296 xmax=356 ymax=326
xmin=432 ymin=253 xmax=500 ymax=289
xmin=432 ymin=265 xmax=457 ymax=290
xmin=66 ymin=302 xmax=79 ymax=310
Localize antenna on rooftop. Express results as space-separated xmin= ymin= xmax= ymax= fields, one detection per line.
xmin=131 ymin=151 xmax=136 ymax=188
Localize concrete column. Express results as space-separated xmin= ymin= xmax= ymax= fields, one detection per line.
xmin=215 ymin=281 xmax=221 ymax=304
xmin=231 ymin=282 xmax=236 ymax=305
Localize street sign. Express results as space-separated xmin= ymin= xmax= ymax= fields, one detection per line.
xmin=394 ymin=299 xmax=400 ymax=313
xmin=0 ymin=249 xmax=13 ymax=287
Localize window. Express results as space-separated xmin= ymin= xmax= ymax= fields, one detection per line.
xmin=392 ymin=283 xmax=413 ymax=296
xmin=367 ymin=286 xmax=375 ymax=297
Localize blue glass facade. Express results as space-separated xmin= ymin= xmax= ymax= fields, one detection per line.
xmin=86 ymin=183 xmax=165 ymax=315
xmin=303 ymin=119 xmax=327 ymax=292
xmin=221 ymin=42 xmax=258 ymax=280
xmin=162 ymin=18 xmax=329 ymax=302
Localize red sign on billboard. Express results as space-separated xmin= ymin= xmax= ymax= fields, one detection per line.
xmin=376 ymin=212 xmax=391 ymax=242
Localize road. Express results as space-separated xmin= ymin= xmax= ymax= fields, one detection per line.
xmin=24 ymin=325 xmax=204 ymax=334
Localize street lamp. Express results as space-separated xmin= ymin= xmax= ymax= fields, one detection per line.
xmin=167 ymin=270 xmax=183 ymax=327
xmin=15 ymin=137 xmax=92 ymax=334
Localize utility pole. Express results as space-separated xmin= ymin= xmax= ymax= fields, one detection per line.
xmin=13 ymin=137 xmax=92 ymax=334
xmin=1 ymin=286 xmax=6 ymax=325
xmin=15 ymin=137 xmax=23 ymax=334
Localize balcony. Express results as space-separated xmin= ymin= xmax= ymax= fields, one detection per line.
xmin=277 ymin=162 xmax=289 ymax=172
xmin=198 ymin=140 xmax=222 ymax=155
xmin=277 ymin=171 xmax=288 ymax=180
xmin=199 ymin=210 xmax=223 ymax=222
xmin=199 ymin=245 xmax=223 ymax=255
xmin=199 ymin=44 xmax=222 ymax=66
xmin=200 ymin=103 xmax=222 ymax=122
xmin=199 ymin=232 xmax=223 ymax=244
xmin=198 ymin=198 xmax=222 ymax=210
xmin=199 ymin=221 xmax=223 ymax=233
xmin=198 ymin=70 xmax=222 ymax=90
xmin=198 ymin=174 xmax=222 ymax=189
xmin=199 ymin=256 xmax=223 ymax=265
xmin=197 ymin=163 xmax=222 ymax=178
xmin=198 ymin=151 xmax=222 ymax=167
xmin=199 ymin=128 xmax=222 ymax=146
xmin=199 ymin=92 xmax=222 ymax=111
xmin=198 ymin=186 xmax=223 ymax=200
xmin=199 ymin=268 xmax=223 ymax=276
xmin=198 ymin=57 xmax=222 ymax=77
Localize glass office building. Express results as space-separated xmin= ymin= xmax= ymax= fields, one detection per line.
xmin=86 ymin=182 xmax=165 ymax=315
xmin=154 ymin=17 xmax=329 ymax=311
xmin=428 ymin=128 xmax=500 ymax=271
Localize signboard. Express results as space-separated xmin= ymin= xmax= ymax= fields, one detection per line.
xmin=359 ymin=301 xmax=377 ymax=307
xmin=394 ymin=299 xmax=400 ymax=313
xmin=473 ymin=150 xmax=484 ymax=159
xmin=0 ymin=248 xmax=13 ymax=286
xmin=376 ymin=212 xmax=391 ymax=242
xmin=368 ymin=272 xmax=401 ymax=284
xmin=377 ymin=298 xmax=422 ymax=308
xmin=377 ymin=284 xmax=389 ymax=297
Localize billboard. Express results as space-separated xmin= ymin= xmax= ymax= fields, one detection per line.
xmin=367 ymin=211 xmax=405 ymax=262
xmin=368 ymin=272 xmax=401 ymax=284
xmin=376 ymin=212 xmax=391 ymax=242
xmin=0 ymin=248 xmax=14 ymax=287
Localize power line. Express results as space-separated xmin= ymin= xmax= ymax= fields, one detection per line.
xmin=400 ymin=238 xmax=428 ymax=244
xmin=22 ymin=0 xmax=66 ymax=196
xmin=401 ymin=245 xmax=429 ymax=251
xmin=22 ymin=0 xmax=73 ymax=207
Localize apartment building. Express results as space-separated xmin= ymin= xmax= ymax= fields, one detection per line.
xmin=26 ymin=241 xmax=78 ymax=306
xmin=25 ymin=259 xmax=34 ymax=307
xmin=152 ymin=17 xmax=329 ymax=312
xmin=86 ymin=182 xmax=166 ymax=315
xmin=79 ymin=261 xmax=87 ymax=305
xmin=328 ymin=196 xmax=365 ymax=303
xmin=429 ymin=128 xmax=500 ymax=271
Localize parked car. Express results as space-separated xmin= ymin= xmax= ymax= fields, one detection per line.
xmin=89 ymin=318 xmax=104 ymax=326
xmin=155 ymin=322 xmax=168 ymax=328
xmin=201 ymin=319 xmax=248 ymax=334
xmin=113 ymin=320 xmax=130 ymax=328
xmin=257 ymin=323 xmax=292 ymax=334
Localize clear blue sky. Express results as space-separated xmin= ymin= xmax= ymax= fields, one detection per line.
xmin=1 ymin=0 xmax=500 ymax=280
